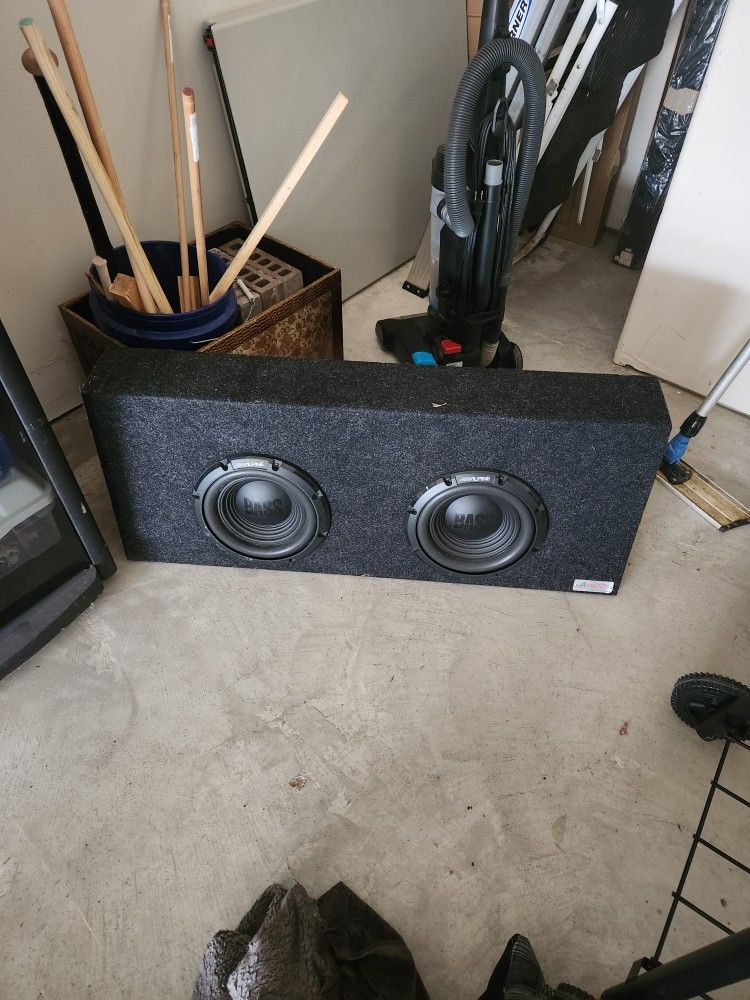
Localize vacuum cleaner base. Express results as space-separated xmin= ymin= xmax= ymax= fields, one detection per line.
xmin=376 ymin=313 xmax=523 ymax=370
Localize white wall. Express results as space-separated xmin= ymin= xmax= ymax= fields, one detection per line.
xmin=606 ymin=2 xmax=687 ymax=232
xmin=0 ymin=1 xmax=247 ymax=418
xmin=616 ymin=0 xmax=749 ymax=417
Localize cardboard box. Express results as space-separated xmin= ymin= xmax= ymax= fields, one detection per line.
xmin=467 ymin=15 xmax=481 ymax=58
xmin=467 ymin=0 xmax=482 ymax=58
xmin=60 ymin=222 xmax=343 ymax=376
xmin=552 ymin=86 xmax=642 ymax=247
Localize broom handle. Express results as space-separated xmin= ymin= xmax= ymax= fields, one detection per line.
xmin=698 ymin=338 xmax=750 ymax=418
xmin=209 ymin=92 xmax=348 ymax=303
xmin=160 ymin=0 xmax=190 ymax=295
xmin=20 ymin=20 xmax=172 ymax=313
xmin=45 ymin=0 xmax=160 ymax=314
xmin=22 ymin=47 xmax=114 ymax=262
xmin=182 ymin=88 xmax=209 ymax=306
xmin=46 ymin=0 xmax=123 ymax=199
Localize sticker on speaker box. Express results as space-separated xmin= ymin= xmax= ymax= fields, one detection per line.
xmin=573 ymin=579 xmax=615 ymax=595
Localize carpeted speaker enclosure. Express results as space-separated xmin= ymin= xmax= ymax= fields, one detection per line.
xmin=83 ymin=351 xmax=670 ymax=594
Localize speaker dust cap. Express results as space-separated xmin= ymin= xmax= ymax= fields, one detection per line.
xmin=195 ymin=457 xmax=330 ymax=562
xmin=407 ymin=470 xmax=548 ymax=576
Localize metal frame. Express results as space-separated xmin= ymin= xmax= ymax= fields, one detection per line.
xmin=601 ymin=928 xmax=750 ymax=1000
xmin=0 ymin=321 xmax=115 ymax=581
xmin=602 ymin=693 xmax=750 ymax=1000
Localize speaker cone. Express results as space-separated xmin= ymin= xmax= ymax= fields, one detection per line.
xmin=407 ymin=471 xmax=548 ymax=576
xmin=195 ymin=457 xmax=330 ymax=562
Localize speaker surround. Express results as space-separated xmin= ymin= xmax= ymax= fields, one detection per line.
xmin=407 ymin=471 xmax=548 ymax=576
xmin=194 ymin=457 xmax=330 ymax=562
xmin=83 ymin=349 xmax=670 ymax=594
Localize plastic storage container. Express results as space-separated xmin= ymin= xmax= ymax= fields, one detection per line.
xmin=88 ymin=241 xmax=238 ymax=349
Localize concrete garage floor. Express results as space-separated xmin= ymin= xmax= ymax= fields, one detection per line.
xmin=2 ymin=235 xmax=749 ymax=999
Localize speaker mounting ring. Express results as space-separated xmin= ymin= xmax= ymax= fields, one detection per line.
xmin=407 ymin=470 xmax=548 ymax=576
xmin=194 ymin=456 xmax=330 ymax=563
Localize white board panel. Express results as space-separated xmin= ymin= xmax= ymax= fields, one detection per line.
xmin=210 ymin=0 xmax=467 ymax=298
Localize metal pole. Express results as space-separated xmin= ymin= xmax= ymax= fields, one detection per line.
xmin=697 ymin=338 xmax=750 ymax=417
xmin=601 ymin=929 xmax=750 ymax=1000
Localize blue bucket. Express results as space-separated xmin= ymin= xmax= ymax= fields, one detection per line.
xmin=88 ymin=241 xmax=239 ymax=349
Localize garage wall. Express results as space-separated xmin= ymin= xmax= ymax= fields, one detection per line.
xmin=0 ymin=1 xmax=246 ymax=418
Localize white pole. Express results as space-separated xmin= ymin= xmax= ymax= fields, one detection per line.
xmin=509 ymin=0 xmax=573 ymax=121
xmin=545 ymin=0 xmax=598 ymax=106
xmin=540 ymin=0 xmax=618 ymax=159
xmin=505 ymin=0 xmax=555 ymax=97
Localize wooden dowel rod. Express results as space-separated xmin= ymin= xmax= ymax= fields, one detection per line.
xmin=45 ymin=0 xmax=161 ymax=314
xmin=181 ymin=87 xmax=209 ymax=306
xmin=209 ymin=92 xmax=348 ymax=303
xmin=92 ymin=256 xmax=114 ymax=300
xmin=160 ymin=0 xmax=190 ymax=309
xmin=46 ymin=0 xmax=122 ymax=200
xmin=20 ymin=20 xmax=172 ymax=313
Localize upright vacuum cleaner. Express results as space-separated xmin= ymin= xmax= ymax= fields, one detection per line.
xmin=376 ymin=0 xmax=546 ymax=369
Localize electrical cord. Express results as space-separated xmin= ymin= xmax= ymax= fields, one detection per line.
xmin=468 ymin=99 xmax=517 ymax=313
xmin=491 ymin=109 xmax=517 ymax=310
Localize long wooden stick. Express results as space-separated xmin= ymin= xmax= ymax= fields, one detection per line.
xmin=181 ymin=87 xmax=209 ymax=307
xmin=45 ymin=0 xmax=161 ymax=314
xmin=20 ymin=20 xmax=172 ymax=313
xmin=209 ymin=92 xmax=348 ymax=303
xmin=160 ymin=0 xmax=190 ymax=311
xmin=46 ymin=0 xmax=122 ymax=199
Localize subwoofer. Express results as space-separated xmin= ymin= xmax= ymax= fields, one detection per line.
xmin=407 ymin=470 xmax=548 ymax=576
xmin=83 ymin=349 xmax=670 ymax=594
xmin=194 ymin=456 xmax=330 ymax=561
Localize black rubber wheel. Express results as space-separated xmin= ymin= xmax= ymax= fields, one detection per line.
xmin=489 ymin=341 xmax=524 ymax=371
xmin=671 ymin=672 xmax=750 ymax=740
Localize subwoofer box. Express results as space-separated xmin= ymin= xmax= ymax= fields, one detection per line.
xmin=83 ymin=349 xmax=670 ymax=594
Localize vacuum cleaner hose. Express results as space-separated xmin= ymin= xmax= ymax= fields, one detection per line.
xmin=443 ymin=37 xmax=546 ymax=271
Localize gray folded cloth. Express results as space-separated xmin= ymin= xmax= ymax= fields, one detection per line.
xmin=193 ymin=882 xmax=429 ymax=1000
